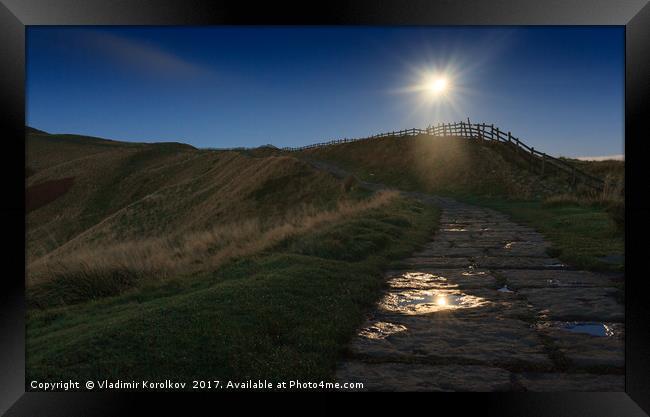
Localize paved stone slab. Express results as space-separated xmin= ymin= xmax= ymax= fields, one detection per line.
xmin=497 ymin=269 xmax=622 ymax=289
xmin=403 ymin=257 xmax=473 ymax=268
xmin=412 ymin=247 xmax=486 ymax=257
xmin=474 ymin=256 xmax=565 ymax=269
xmin=486 ymin=241 xmax=550 ymax=257
xmin=348 ymin=315 xmax=552 ymax=367
xmin=452 ymin=241 xmax=505 ymax=249
xmin=521 ymin=287 xmax=624 ymax=321
xmin=403 ymin=256 xmax=565 ymax=269
xmin=537 ymin=322 xmax=624 ymax=368
xmin=336 ymin=362 xmax=513 ymax=392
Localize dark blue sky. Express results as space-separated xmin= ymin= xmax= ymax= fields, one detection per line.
xmin=27 ymin=26 xmax=624 ymax=158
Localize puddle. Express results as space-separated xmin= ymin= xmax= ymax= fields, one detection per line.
xmin=380 ymin=289 xmax=487 ymax=315
xmin=547 ymin=279 xmax=592 ymax=288
xmin=497 ymin=285 xmax=514 ymax=293
xmin=443 ymin=228 xmax=468 ymax=232
xmin=462 ymin=271 xmax=487 ymax=276
xmin=563 ymin=322 xmax=616 ymax=337
xmin=358 ymin=322 xmax=407 ymax=339
xmin=387 ymin=272 xmax=457 ymax=289
xmin=539 ymin=321 xmax=624 ymax=338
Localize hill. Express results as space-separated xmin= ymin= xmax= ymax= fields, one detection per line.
xmin=26 ymin=129 xmax=377 ymax=297
xmin=296 ymin=134 xmax=581 ymax=198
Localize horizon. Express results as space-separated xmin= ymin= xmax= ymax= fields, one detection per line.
xmin=26 ymin=26 xmax=624 ymax=159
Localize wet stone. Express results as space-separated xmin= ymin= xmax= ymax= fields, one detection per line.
xmin=348 ymin=315 xmax=552 ymax=367
xmin=452 ymin=241 xmax=505 ymax=249
xmin=336 ymin=362 xmax=513 ymax=392
xmin=436 ymin=233 xmax=475 ymax=241
xmin=496 ymin=269 xmax=622 ymax=289
xmin=473 ymin=256 xmax=565 ymax=269
xmin=486 ymin=241 xmax=550 ymax=258
xmin=521 ymin=287 xmax=624 ymax=322
xmin=536 ymin=322 xmax=624 ymax=368
xmin=412 ymin=247 xmax=486 ymax=257
xmin=403 ymin=257 xmax=474 ymax=268
xmin=358 ymin=322 xmax=408 ymax=340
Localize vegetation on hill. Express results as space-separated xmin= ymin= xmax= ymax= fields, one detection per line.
xmin=298 ymin=135 xmax=579 ymax=199
xmin=27 ymin=195 xmax=440 ymax=383
xmin=26 ymin=128 xmax=441 ymax=383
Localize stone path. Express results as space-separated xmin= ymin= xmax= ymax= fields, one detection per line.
xmin=336 ymin=197 xmax=624 ymax=391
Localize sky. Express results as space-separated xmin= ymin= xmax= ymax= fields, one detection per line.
xmin=26 ymin=26 xmax=624 ymax=158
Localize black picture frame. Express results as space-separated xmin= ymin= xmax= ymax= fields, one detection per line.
xmin=2 ymin=1 xmax=649 ymax=415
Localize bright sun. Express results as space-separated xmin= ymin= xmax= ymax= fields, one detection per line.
xmin=428 ymin=77 xmax=448 ymax=94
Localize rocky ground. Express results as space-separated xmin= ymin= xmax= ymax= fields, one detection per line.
xmin=336 ymin=197 xmax=624 ymax=391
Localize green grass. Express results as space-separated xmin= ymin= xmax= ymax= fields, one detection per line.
xmin=459 ymin=196 xmax=624 ymax=272
xmin=27 ymin=197 xmax=440 ymax=386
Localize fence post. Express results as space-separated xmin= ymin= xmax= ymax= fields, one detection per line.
xmin=443 ymin=124 xmax=447 ymax=136
xmin=530 ymin=147 xmax=535 ymax=168
xmin=495 ymin=127 xmax=500 ymax=142
xmin=508 ymin=131 xmax=512 ymax=143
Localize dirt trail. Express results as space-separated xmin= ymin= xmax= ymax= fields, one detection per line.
xmin=296 ymin=155 xmax=624 ymax=391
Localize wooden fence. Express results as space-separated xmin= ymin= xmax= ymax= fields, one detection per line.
xmin=281 ymin=119 xmax=605 ymax=191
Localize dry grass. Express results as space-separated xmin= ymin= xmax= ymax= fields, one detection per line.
xmin=543 ymin=173 xmax=624 ymax=208
xmin=542 ymin=174 xmax=624 ymax=233
xmin=27 ymin=191 xmax=399 ymax=306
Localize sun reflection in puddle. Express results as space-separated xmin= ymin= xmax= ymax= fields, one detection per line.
xmin=358 ymin=322 xmax=407 ymax=339
xmin=387 ymin=272 xmax=457 ymax=289
xmin=380 ymin=290 xmax=487 ymax=314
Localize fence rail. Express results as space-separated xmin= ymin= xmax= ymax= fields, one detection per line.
xmin=279 ymin=119 xmax=604 ymax=191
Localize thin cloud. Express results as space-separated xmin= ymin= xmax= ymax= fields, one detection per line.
xmin=83 ymin=31 xmax=215 ymax=79
xmin=575 ymin=154 xmax=624 ymax=161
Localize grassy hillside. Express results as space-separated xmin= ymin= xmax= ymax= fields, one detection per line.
xmin=26 ymin=128 xmax=443 ymax=384
xmin=27 ymin=130 xmax=372 ymax=295
xmin=27 ymin=197 xmax=439 ymax=384
xmin=298 ymin=135 xmax=576 ymax=198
